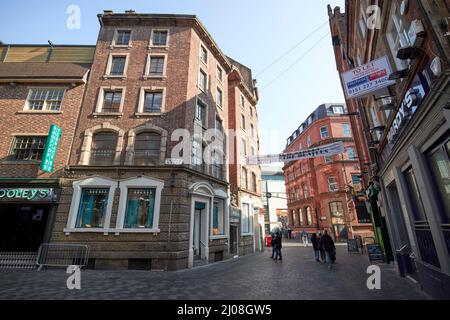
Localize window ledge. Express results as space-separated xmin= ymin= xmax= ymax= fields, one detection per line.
xmin=241 ymin=233 xmax=254 ymax=237
xmin=210 ymin=235 xmax=228 ymax=240
xmin=92 ymin=112 xmax=123 ymax=117
xmin=1 ymin=160 xmax=41 ymax=165
xmin=109 ymin=45 xmax=132 ymax=49
xmin=135 ymin=112 xmax=163 ymax=117
xmin=142 ymin=75 xmax=166 ymax=80
xmin=102 ymin=75 xmax=127 ymax=80
xmin=17 ymin=110 xmax=62 ymax=115
xmin=63 ymin=228 xmax=161 ymax=235
xmin=114 ymin=228 xmax=161 ymax=235
xmin=148 ymin=45 xmax=169 ymax=50
xmin=200 ymin=59 xmax=208 ymax=67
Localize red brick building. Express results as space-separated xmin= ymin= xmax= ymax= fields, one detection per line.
xmin=227 ymin=58 xmax=262 ymax=254
xmin=328 ymin=0 xmax=450 ymax=298
xmin=284 ymin=103 xmax=373 ymax=241
xmin=0 ymin=44 xmax=93 ymax=252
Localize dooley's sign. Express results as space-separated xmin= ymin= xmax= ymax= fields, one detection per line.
xmin=246 ymin=141 xmax=345 ymax=165
xmin=341 ymin=56 xmax=396 ymax=99
xmin=0 ymin=188 xmax=54 ymax=202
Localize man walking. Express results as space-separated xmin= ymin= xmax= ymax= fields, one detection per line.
xmin=310 ymin=233 xmax=320 ymax=262
xmin=301 ymin=229 xmax=309 ymax=247
xmin=274 ymin=232 xmax=283 ymax=261
xmin=319 ymin=230 xmax=336 ymax=269
xmin=270 ymin=232 xmax=277 ymax=259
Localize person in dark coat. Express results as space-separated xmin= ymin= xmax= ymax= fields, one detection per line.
xmin=310 ymin=233 xmax=320 ymax=262
xmin=270 ymin=232 xmax=277 ymax=259
xmin=274 ymin=232 xmax=282 ymax=261
xmin=317 ymin=232 xmax=325 ymax=261
xmin=319 ymin=230 xmax=336 ymax=269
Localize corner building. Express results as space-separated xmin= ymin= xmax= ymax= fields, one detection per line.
xmin=51 ymin=11 xmax=260 ymax=270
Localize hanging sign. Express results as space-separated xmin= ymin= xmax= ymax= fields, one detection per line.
xmin=341 ymin=56 xmax=396 ymax=99
xmin=40 ymin=124 xmax=62 ymax=173
xmin=246 ymin=141 xmax=345 ymax=165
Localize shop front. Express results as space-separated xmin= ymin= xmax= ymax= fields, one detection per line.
xmin=0 ymin=183 xmax=59 ymax=252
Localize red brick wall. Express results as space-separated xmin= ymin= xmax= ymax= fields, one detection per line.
xmin=0 ymin=83 xmax=86 ymax=178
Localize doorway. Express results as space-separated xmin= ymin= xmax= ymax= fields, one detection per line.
xmin=0 ymin=204 xmax=50 ymax=251
xmin=193 ymin=201 xmax=207 ymax=261
xmin=229 ymin=225 xmax=238 ymax=257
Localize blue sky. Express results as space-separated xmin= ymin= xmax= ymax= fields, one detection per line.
xmin=0 ymin=0 xmax=346 ymax=154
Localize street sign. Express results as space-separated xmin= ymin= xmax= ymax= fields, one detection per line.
xmin=341 ymin=56 xmax=396 ymax=99
xmin=40 ymin=124 xmax=62 ymax=173
xmin=246 ymin=141 xmax=345 ymax=165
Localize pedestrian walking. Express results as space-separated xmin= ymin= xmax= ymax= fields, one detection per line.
xmin=274 ymin=232 xmax=283 ymax=261
xmin=301 ymin=229 xmax=309 ymax=247
xmin=319 ymin=230 xmax=336 ymax=269
xmin=270 ymin=232 xmax=276 ymax=259
xmin=317 ymin=232 xmax=325 ymax=261
xmin=311 ymin=233 xmax=320 ymax=262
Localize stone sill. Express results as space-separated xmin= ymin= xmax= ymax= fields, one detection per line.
xmin=63 ymin=228 xmax=161 ymax=235
xmin=142 ymin=75 xmax=166 ymax=80
xmin=102 ymin=75 xmax=127 ymax=80
xmin=16 ymin=111 xmax=62 ymax=115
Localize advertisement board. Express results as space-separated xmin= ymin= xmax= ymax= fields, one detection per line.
xmin=341 ymin=56 xmax=396 ymax=99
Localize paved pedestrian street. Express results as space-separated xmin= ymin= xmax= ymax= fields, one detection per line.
xmin=0 ymin=244 xmax=429 ymax=300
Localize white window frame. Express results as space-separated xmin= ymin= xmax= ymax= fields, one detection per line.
xmin=241 ymin=202 xmax=253 ymax=236
xmin=136 ymin=87 xmax=166 ymax=115
xmin=23 ymin=87 xmax=66 ymax=112
xmin=320 ymin=126 xmax=329 ymax=139
xmin=386 ymin=2 xmax=410 ymax=71
xmin=94 ymin=87 xmax=126 ymax=115
xmin=111 ymin=29 xmax=133 ymax=48
xmin=195 ymin=96 xmax=208 ymax=128
xmin=144 ymin=53 xmax=168 ymax=78
xmin=342 ymin=123 xmax=352 ymax=137
xmin=149 ymin=29 xmax=170 ymax=48
xmin=64 ymin=176 xmax=116 ymax=234
xmin=104 ymin=53 xmax=129 ymax=78
xmin=199 ymin=44 xmax=208 ymax=65
xmin=241 ymin=138 xmax=247 ymax=156
xmin=240 ymin=113 xmax=246 ymax=130
xmin=115 ymin=176 xmax=164 ymax=234
xmin=216 ymin=86 xmax=223 ymax=108
xmin=240 ymin=94 xmax=245 ymax=109
xmin=216 ymin=64 xmax=223 ymax=84
xmin=198 ymin=67 xmax=208 ymax=92
xmin=328 ymin=177 xmax=338 ymax=192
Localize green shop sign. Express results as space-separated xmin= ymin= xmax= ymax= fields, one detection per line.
xmin=0 ymin=188 xmax=54 ymax=202
xmin=40 ymin=124 xmax=62 ymax=173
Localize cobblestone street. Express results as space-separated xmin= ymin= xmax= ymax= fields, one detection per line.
xmin=0 ymin=243 xmax=430 ymax=300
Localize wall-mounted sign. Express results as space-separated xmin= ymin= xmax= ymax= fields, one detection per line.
xmin=40 ymin=124 xmax=62 ymax=173
xmin=386 ymin=74 xmax=429 ymax=145
xmin=230 ymin=208 xmax=241 ymax=224
xmin=0 ymin=188 xmax=54 ymax=202
xmin=165 ymin=158 xmax=183 ymax=165
xmin=341 ymin=56 xmax=396 ymax=99
xmin=247 ymin=141 xmax=345 ymax=165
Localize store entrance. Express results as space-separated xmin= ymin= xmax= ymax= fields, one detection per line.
xmin=0 ymin=204 xmax=50 ymax=252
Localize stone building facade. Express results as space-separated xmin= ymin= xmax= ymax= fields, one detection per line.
xmin=44 ymin=11 xmax=261 ymax=270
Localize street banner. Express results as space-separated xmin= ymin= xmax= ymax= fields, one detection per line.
xmin=246 ymin=141 xmax=345 ymax=165
xmin=341 ymin=56 xmax=395 ymax=99
xmin=40 ymin=124 xmax=62 ymax=173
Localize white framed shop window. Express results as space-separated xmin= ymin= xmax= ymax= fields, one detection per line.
xmin=64 ymin=176 xmax=117 ymax=235
xmin=241 ymin=201 xmax=253 ymax=236
xmin=115 ymin=176 xmax=164 ymax=234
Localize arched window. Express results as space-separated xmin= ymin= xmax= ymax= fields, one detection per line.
xmin=90 ymin=132 xmax=118 ymax=165
xmin=303 ymin=184 xmax=310 ymax=198
xmin=299 ymin=208 xmax=304 ymax=225
xmin=306 ymin=207 xmax=312 ymax=225
xmin=134 ymin=132 xmax=161 ymax=165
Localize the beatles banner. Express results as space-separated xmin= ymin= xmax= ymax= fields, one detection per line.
xmin=246 ymin=141 xmax=345 ymax=165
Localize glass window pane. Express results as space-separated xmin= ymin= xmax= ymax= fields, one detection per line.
xmin=213 ymin=199 xmax=225 ymax=235
xmin=429 ymin=146 xmax=450 ymax=222
xmin=110 ymin=57 xmax=126 ymax=75
xmin=405 ymin=169 xmax=427 ymax=222
xmin=144 ymin=92 xmax=162 ymax=113
xmin=102 ymin=91 xmax=121 ymax=113
xmin=124 ymin=188 xmax=156 ymax=228
xmin=153 ymin=31 xmax=168 ymax=46
xmin=134 ymin=132 xmax=161 ymax=165
xmin=90 ymin=132 xmax=117 ymax=165
xmin=116 ymin=31 xmax=131 ymax=45
xmin=76 ymin=188 xmax=109 ymax=228
xmin=150 ymin=57 xmax=164 ymax=75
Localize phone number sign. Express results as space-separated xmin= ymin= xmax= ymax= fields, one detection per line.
xmin=341 ymin=56 xmax=396 ymax=99
xmin=40 ymin=124 xmax=62 ymax=173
